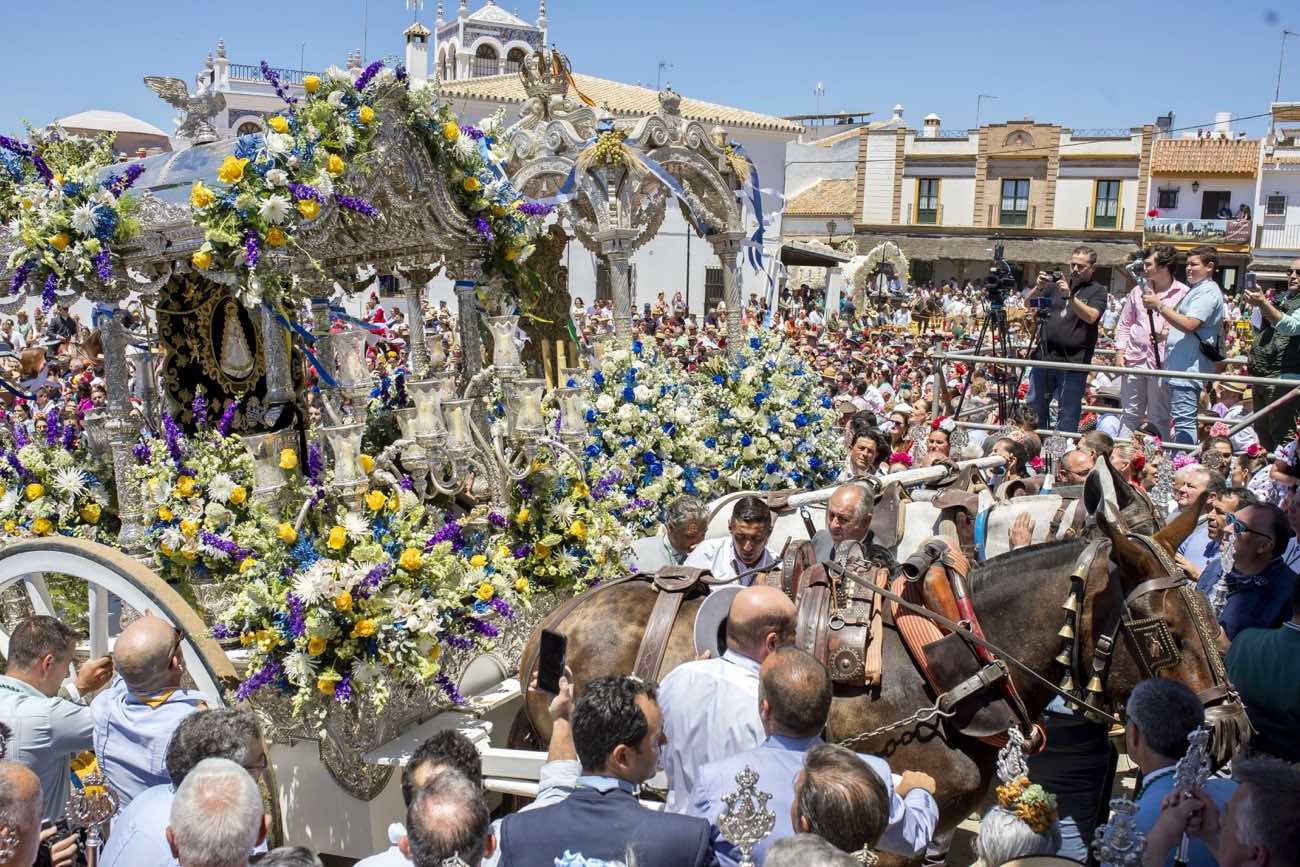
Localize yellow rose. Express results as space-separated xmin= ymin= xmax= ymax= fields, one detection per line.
xmin=268 ymin=115 xmax=290 ymax=134
xmin=228 ymin=486 xmax=247 ymax=506
xmin=191 ymin=182 xmax=216 ymax=209
xmin=266 ymin=227 xmax=287 ymax=247
xmin=174 ymin=476 xmax=196 ymax=498
xmin=515 ymin=577 xmax=530 ymax=592
xmin=469 ymin=554 xmax=487 ymax=568
xmin=387 ymin=494 xmax=400 ymax=513
xmin=360 ymin=454 xmax=375 ymax=473
xmin=179 ymin=519 xmax=199 ymax=537
xmin=463 ymin=176 xmax=481 ymax=193
xmin=515 ymin=507 xmax=530 ymax=525
xmin=504 ymin=246 xmax=519 ymax=262
xmin=316 ymin=676 xmax=337 ymax=695
xmin=327 ymin=525 xmax=347 ymax=550
xmin=239 ymin=631 xmax=254 ymax=647
xmin=48 ymin=233 xmax=69 ymax=252
xmin=279 ymin=448 xmax=298 ymax=470
xmin=53 ymin=173 xmax=63 ymax=186
xmin=238 ymin=558 xmax=257 ymax=574
xmin=276 ymin=523 xmax=297 ymax=544
xmin=327 ymin=154 xmax=345 ymax=176
xmin=216 ymin=155 xmax=249 ymax=184
xmin=365 ymin=490 xmax=386 ymax=512
xmin=256 ymin=629 xmax=279 ymax=652
xmin=334 ymin=591 xmax=353 ymax=612
xmin=399 ymin=548 xmax=423 ymax=572
xmin=307 ymin=635 xmax=327 ymax=656
xmin=442 ymin=121 xmax=460 ymax=141
xmin=351 ymin=619 xmax=376 ymax=638
xmin=303 ymin=74 xmax=321 ymax=93
xmin=191 ymin=250 xmax=213 ymax=271
xmin=3 ymin=520 xmax=15 ymax=533
xmin=79 ymin=503 xmax=101 ymax=524
xmin=534 ymin=543 xmax=551 ymax=560
xmin=358 ymin=105 xmax=376 ymax=125
xmin=24 ymin=483 xmax=44 ymax=501
xmin=32 ymin=518 xmax=53 ymax=536
xmin=568 ymin=520 xmax=587 ymax=541
xmin=573 ymin=481 xmax=589 ymax=498
xmin=491 ymin=204 xmax=505 ymax=217
xmin=157 ymin=506 xmax=173 ymax=522
xmin=296 ymin=199 xmax=320 ymax=220
xmin=475 ymin=582 xmax=495 ymax=602
xmin=497 ymin=545 xmax=510 ymax=560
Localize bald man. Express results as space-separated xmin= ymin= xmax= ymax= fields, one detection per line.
xmin=92 ymin=615 xmax=207 ymax=807
xmin=658 ymin=584 xmax=797 ymax=812
xmin=0 ymin=761 xmax=43 ymax=867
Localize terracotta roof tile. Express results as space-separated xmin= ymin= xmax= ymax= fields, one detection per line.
xmin=1151 ymin=138 xmax=1260 ymax=175
xmin=438 ymin=73 xmax=804 ymax=134
xmin=785 ymin=179 xmax=856 ymax=216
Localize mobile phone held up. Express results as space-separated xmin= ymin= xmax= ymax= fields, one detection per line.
xmin=536 ymin=629 xmax=567 ymax=695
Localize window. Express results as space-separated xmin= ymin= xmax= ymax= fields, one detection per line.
xmin=704 ymin=267 xmax=725 ymax=311
xmin=1156 ymin=187 xmax=1179 ymax=209
xmin=504 ymin=47 xmax=527 ymax=74
xmin=915 ymin=178 xmax=939 ymax=224
xmin=1200 ymin=191 xmax=1231 ymax=220
xmin=471 ymin=44 xmax=499 ymax=77
xmin=1266 ymin=195 xmax=1287 ymax=216
xmin=999 ymin=179 xmax=1030 ymax=226
xmin=236 ymin=121 xmax=262 ymax=136
xmin=1093 ymin=180 xmax=1121 ymax=229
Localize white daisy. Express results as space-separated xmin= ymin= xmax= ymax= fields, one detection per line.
xmin=51 ymin=467 xmax=88 ymax=499
xmin=556 ymin=549 xmax=581 ymax=576
xmin=283 ymin=651 xmax=317 ymax=685
xmin=551 ymin=500 xmax=577 ymax=525
xmin=207 ymin=472 xmax=235 ymax=503
xmin=314 ymin=172 xmax=334 ymax=197
xmin=293 ymin=560 xmax=335 ymax=605
xmin=258 ymin=195 xmax=290 ymax=225
xmin=160 ymin=526 xmax=184 ymax=550
xmin=342 ymin=512 xmax=369 ymax=541
xmin=0 ymin=489 xmax=21 ymax=514
xmin=327 ymin=90 xmax=346 ymax=108
xmin=70 ymin=203 xmax=97 ymax=236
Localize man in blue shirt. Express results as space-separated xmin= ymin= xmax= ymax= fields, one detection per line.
xmin=1215 ymin=502 xmax=1297 ymax=639
xmin=1124 ymin=679 xmax=1235 ymax=867
xmin=1144 ymin=245 xmax=1225 ymax=444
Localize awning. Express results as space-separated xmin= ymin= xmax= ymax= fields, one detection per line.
xmin=780 ymin=240 xmax=853 ymax=268
xmin=1247 ymin=253 xmax=1298 ymax=278
xmin=852 ymin=232 xmax=1137 ymax=267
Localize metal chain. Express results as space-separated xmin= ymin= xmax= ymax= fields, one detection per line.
xmin=837 ymin=698 xmax=958 ymax=750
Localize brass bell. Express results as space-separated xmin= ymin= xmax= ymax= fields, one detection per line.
xmin=1061 ymin=594 xmax=1079 ymax=613
xmin=1058 ymin=622 xmax=1075 ymax=640
xmin=1055 ymin=649 xmax=1072 ymax=667
xmin=1087 ymin=675 xmax=1104 ymax=694
xmin=1059 ymin=673 xmax=1075 ymax=692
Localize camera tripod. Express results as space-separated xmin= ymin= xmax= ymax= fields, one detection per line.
xmin=951 ymin=256 xmax=1023 ymax=424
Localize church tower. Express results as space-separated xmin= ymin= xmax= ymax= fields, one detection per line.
xmin=433 ymin=0 xmax=546 ymax=82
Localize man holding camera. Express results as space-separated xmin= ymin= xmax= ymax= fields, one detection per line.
xmin=1244 ymin=257 xmax=1300 ymax=450
xmin=1025 ymin=246 xmax=1109 ymax=432
xmin=1143 ymin=245 xmax=1225 ymax=444
xmin=1115 ymin=244 xmax=1188 ymax=437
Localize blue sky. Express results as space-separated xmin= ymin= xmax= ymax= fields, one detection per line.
xmin=3 ymin=0 xmax=1298 ymax=138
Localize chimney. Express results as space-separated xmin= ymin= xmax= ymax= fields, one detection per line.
xmin=892 ymin=103 xmax=904 ymax=123
xmin=1214 ymin=111 xmax=1232 ymax=138
xmin=922 ymin=113 xmax=941 ymax=138
xmin=1156 ymin=111 xmax=1174 ymax=135
xmin=404 ymin=21 xmax=431 ymax=82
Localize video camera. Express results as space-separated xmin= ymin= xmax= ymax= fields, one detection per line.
xmin=983 ymin=243 xmax=1018 ymax=307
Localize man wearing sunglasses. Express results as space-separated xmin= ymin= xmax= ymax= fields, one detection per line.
xmin=1244 ymin=257 xmax=1300 ymax=451
xmin=91 ymin=615 xmax=208 ymax=808
xmin=1207 ymin=503 xmax=1297 ymax=640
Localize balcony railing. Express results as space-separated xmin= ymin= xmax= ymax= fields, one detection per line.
xmin=1068 ymin=128 xmax=1135 ymax=138
xmin=470 ymin=57 xmax=501 ymax=77
xmin=1256 ymin=221 xmax=1300 ymax=251
xmin=1144 ymin=217 xmax=1251 ymax=246
xmin=229 ymin=63 xmax=316 ymax=85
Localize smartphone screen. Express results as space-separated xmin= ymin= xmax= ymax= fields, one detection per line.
xmin=536 ymin=629 xmax=567 ymax=695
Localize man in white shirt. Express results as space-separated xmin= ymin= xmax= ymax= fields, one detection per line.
xmin=658 ymin=584 xmax=796 ymax=811
xmin=683 ymin=496 xmax=777 ymax=584
xmin=630 ymin=495 xmax=709 ymax=573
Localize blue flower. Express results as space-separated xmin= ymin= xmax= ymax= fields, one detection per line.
xmin=93 ymin=206 xmax=118 ymax=242
xmin=713 ymin=374 xmax=725 ymax=385
xmin=740 ymin=434 xmax=752 ymax=447
xmin=791 ymin=470 xmax=804 ymax=483
xmin=652 ymin=463 xmax=663 ymax=477
xmin=632 ymin=340 xmax=643 ymax=355
xmin=765 ymin=461 xmax=779 ymax=474
xmin=704 ymin=437 xmax=717 ymax=449
xmin=749 ymin=337 xmax=761 ymax=349
xmin=794 ymin=413 xmax=808 ymax=428
xmin=624 ymin=369 xmax=637 ymax=386
xmin=642 ymin=451 xmax=657 ymax=465
xmin=233 ymin=134 xmax=263 ymax=162
xmin=585 ymin=409 xmax=596 ymax=423
xmin=769 ymin=417 xmax=781 ymax=433
xmin=622 ymin=386 xmax=635 ymax=402
xmin=592 ymin=371 xmax=605 ymax=387
xmin=753 ymin=392 xmax=767 ymax=407
xmin=820 ymin=396 xmax=832 ymax=409
xmin=684 ymin=478 xmax=697 ymax=494
xmin=710 ymin=469 xmax=720 ymax=480
xmin=661 ymin=422 xmax=675 ymax=435
xmin=809 ymin=456 xmax=822 ymax=470
xmin=623 ymin=483 xmax=638 ymax=496
xmin=792 ymin=397 xmax=803 ymax=407
xmin=584 ymin=443 xmax=602 ymax=457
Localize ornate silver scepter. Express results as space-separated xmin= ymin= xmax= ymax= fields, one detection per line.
xmin=65 ymin=768 xmax=118 ymax=867
xmin=1093 ymin=797 xmax=1146 ymax=867
xmin=1172 ymin=725 xmax=1212 ymax=867
xmin=717 ymin=766 xmax=776 ymax=867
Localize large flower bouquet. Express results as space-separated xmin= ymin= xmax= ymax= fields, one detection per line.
xmin=188 ymin=62 xmax=389 ymax=308
xmin=0 ymin=422 xmax=112 ymax=542
xmin=692 ymin=330 xmax=841 ymax=492
xmin=1 ymin=126 xmax=143 ymax=305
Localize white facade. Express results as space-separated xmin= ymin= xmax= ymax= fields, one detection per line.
xmin=1147 ymin=176 xmax=1258 ymax=222
xmin=1252 ymin=105 xmax=1300 ymax=285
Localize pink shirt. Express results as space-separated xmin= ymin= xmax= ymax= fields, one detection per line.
xmin=1115 ymin=279 xmax=1189 ymax=367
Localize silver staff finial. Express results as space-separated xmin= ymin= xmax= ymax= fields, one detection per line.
xmin=65 ymin=767 xmax=119 ymax=862
xmin=717 ymin=766 xmax=776 ymax=867
xmin=995 ymin=725 xmax=1029 ymax=784
xmin=1093 ymin=797 xmax=1146 ymax=867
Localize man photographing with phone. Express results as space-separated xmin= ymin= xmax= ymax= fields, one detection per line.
xmin=1025 ymin=246 xmax=1108 ymax=432
xmin=1244 ymin=257 xmax=1300 ymax=450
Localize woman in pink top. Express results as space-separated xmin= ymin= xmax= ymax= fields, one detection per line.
xmin=1114 ymin=245 xmax=1188 ymax=437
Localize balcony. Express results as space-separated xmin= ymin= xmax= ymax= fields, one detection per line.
xmin=229 ymin=63 xmax=315 ymax=86
xmin=1256 ymin=221 xmax=1300 ymax=251
xmin=1143 ymin=216 xmax=1251 ymax=247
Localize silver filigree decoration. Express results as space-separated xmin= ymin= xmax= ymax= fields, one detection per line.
xmin=995 ymin=725 xmax=1029 ymax=784
xmin=717 ymin=766 xmax=775 ymax=867
xmin=1092 ymin=798 xmax=1146 ymax=867
xmin=65 ymin=767 xmax=118 ymax=859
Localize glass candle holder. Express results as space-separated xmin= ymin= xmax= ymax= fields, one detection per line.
xmin=331 ymin=329 xmax=372 ymax=392
xmin=434 ymin=375 xmax=458 ymax=403
xmin=555 ymin=386 xmax=587 ymax=441
xmin=394 ymin=406 xmax=420 ymax=442
xmin=508 ymin=379 xmax=547 ymax=439
xmin=441 ymin=399 xmax=475 ymax=453
xmin=242 ymin=431 xmax=290 ymax=496
xmin=322 ymin=422 xmax=366 ymax=487
xmin=559 ymin=367 xmax=586 ymax=389
xmin=428 ymin=330 xmax=446 ymax=369
xmin=486 ymin=315 xmax=521 ymax=372
xmin=407 ymin=378 xmax=446 ymax=436
xmin=81 ymin=410 xmax=110 ymax=457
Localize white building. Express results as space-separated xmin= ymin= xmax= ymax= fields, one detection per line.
xmin=1252 ymin=102 xmax=1300 ymax=288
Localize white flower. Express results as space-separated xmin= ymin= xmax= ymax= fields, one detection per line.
xmin=264 ymin=168 xmax=288 ymax=188
xmin=160 ymin=527 xmax=184 ymax=550
xmin=207 ymin=473 xmax=235 ymax=503
xmin=286 ymin=155 xmax=301 ymax=170
xmin=284 ymin=651 xmax=317 ymax=684
xmin=258 ymin=195 xmax=291 ymax=225
xmin=339 ymin=125 xmax=356 ymax=148
xmin=455 ymin=134 xmax=476 ymax=160
xmin=595 ymin=394 xmax=615 ymax=413
xmin=305 ymin=125 xmax=321 ymax=142
xmin=617 ymin=403 xmax=637 ymax=421
xmin=51 ymin=467 xmax=88 ymax=499
xmin=342 ymin=512 xmax=369 ymax=541
xmin=294 ymin=560 xmax=336 ymax=605
xmin=0 ymin=489 xmax=21 ymax=515
xmin=325 ymin=66 xmax=350 ymax=83
xmin=314 ymin=172 xmax=334 ymax=196
xmin=551 ymin=500 xmax=577 ymax=525
xmin=70 ymin=203 xmax=97 ymax=236
xmin=633 ymin=385 xmax=652 ymax=403
xmin=328 ymin=90 xmax=346 ymax=108
xmin=265 ymin=133 xmax=293 ymax=156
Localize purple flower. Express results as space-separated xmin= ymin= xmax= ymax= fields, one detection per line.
xmin=353 ymin=60 xmax=384 ymax=91
xmin=473 ymin=216 xmax=495 ymax=243
xmin=468 ymin=617 xmax=499 ymax=638
xmin=333 ymin=194 xmax=378 ymax=217
xmin=94 ymin=249 xmax=113 ymax=283
xmin=61 ymin=423 xmax=76 ymax=452
xmin=104 ymin=163 xmax=145 ymax=198
xmin=512 ymin=544 xmax=531 ymax=560
xmin=9 ymin=260 xmax=34 ymax=295
xmin=395 ymin=65 xmax=408 ymax=83
xmin=218 ymin=401 xmax=238 ymax=437
xmin=131 ymin=440 xmax=151 ymax=462
xmin=364 ymin=562 xmax=392 ymax=589
xmin=192 ymin=391 xmax=207 ymax=428
xmin=487 ymin=511 xmax=507 ymax=528
xmin=399 ymin=475 xmax=414 ymax=491
xmin=426 ymin=520 xmax=464 ymax=552
xmin=460 ymin=125 xmax=486 ymax=141
xmin=260 ymin=60 xmax=299 ymax=112
xmin=199 ymin=529 xmax=251 ymax=562
xmin=41 ymin=273 xmax=57 ymax=311
xmin=285 ymin=594 xmax=306 ymax=639
xmin=0 ymin=135 xmax=52 ymax=186
xmin=517 ymin=201 xmax=553 ymax=217
xmin=490 ymin=597 xmax=515 ymax=620
xmin=5 ymin=451 xmax=32 ymax=482
xmin=306 ymin=442 xmax=323 ymax=485
xmin=161 ymin=413 xmax=185 ymax=464
xmin=333 ymin=673 xmax=353 ymax=703
xmin=442 ymin=633 xmax=473 ymax=651
xmin=394 ymin=372 xmax=406 ymax=406
xmin=44 ymin=408 xmax=59 ymax=447
xmin=435 ymin=673 xmax=465 ymax=705
xmin=235 ymin=660 xmax=283 ymax=702
xmin=243 ymin=230 xmax=260 ymax=269
xmin=212 ymin=623 xmax=233 ymax=640
xmin=288 ymin=183 xmax=323 ymax=203
xmin=12 ymin=425 xmax=27 ymax=449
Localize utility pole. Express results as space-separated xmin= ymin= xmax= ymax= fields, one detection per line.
xmin=1273 ymin=30 xmax=1298 ymax=135
xmin=975 ymin=94 xmax=998 ymax=130
xmin=657 ymin=61 xmax=673 ymax=90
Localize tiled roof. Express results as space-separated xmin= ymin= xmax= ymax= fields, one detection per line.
xmin=785 ymin=179 xmax=856 ymax=216
xmin=1151 ymin=138 xmax=1260 ymax=176
xmin=438 ymin=73 xmax=804 ymax=134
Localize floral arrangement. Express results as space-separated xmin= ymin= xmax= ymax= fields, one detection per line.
xmin=1 ymin=126 xmax=143 ymax=307
xmin=188 ymin=62 xmax=388 ymax=308
xmin=994 ymin=775 xmax=1059 ymax=834
xmin=0 ymin=423 xmax=112 ymax=542
xmin=930 ymin=416 xmax=956 ymax=433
